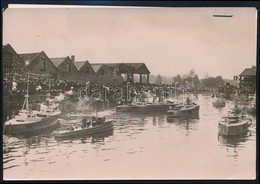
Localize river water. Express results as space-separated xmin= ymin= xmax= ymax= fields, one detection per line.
xmin=3 ymin=95 xmax=256 ymax=180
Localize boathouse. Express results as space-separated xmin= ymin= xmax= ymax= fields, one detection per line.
xmin=74 ymin=59 xmax=96 ymax=82
xmin=126 ymin=63 xmax=150 ymax=84
xmin=2 ymin=44 xmax=25 ymax=80
xmin=239 ymin=66 xmax=256 ymax=94
xmin=90 ymin=63 xmax=123 ymax=84
xmin=91 ymin=63 xmax=150 ymax=83
xmin=19 ymin=51 xmax=59 ymax=79
xmin=91 ymin=64 xmax=113 ymax=77
xmin=50 ymin=56 xmax=79 ymax=81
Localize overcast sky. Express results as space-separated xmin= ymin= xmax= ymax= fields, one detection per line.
xmin=3 ymin=7 xmax=257 ymax=79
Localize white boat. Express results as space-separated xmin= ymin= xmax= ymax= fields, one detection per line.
xmin=212 ymin=98 xmax=226 ymax=107
xmin=218 ymin=110 xmax=252 ymax=136
xmin=4 ymin=76 xmax=60 ymax=136
xmin=37 ymin=93 xmax=61 ymax=118
xmin=4 ymin=95 xmax=60 ymax=136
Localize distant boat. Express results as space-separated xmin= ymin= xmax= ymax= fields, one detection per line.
xmin=116 ymin=100 xmax=177 ymax=113
xmin=218 ymin=110 xmax=252 ymax=136
xmin=167 ymin=103 xmax=200 ymax=120
xmin=54 ymin=116 xmax=114 ymax=139
xmin=212 ymin=98 xmax=226 ymax=108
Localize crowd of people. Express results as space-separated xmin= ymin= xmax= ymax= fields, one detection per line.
xmin=3 ymin=76 xmax=256 ymax=122
xmin=3 ymin=77 xmax=184 ymax=101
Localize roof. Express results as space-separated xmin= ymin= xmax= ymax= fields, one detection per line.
xmin=3 ymin=44 xmax=21 ymax=58
xmin=125 ymin=63 xmax=144 ymax=69
xmin=239 ymin=67 xmax=256 ymax=76
xmin=50 ymin=57 xmax=66 ymax=68
xmin=2 ymin=44 xmax=9 ymax=49
xmin=125 ymin=63 xmax=150 ymax=74
xmin=90 ymin=62 xmax=150 ymax=74
xmin=91 ymin=64 xmax=104 ymax=73
xmin=19 ymin=52 xmax=41 ymax=64
xmin=74 ymin=61 xmax=88 ymax=70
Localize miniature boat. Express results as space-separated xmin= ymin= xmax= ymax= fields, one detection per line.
xmin=116 ymin=100 xmax=177 ymax=113
xmin=212 ymin=98 xmax=226 ymax=107
xmin=4 ymin=95 xmax=60 ymax=135
xmin=167 ymin=103 xmax=200 ymax=120
xmin=54 ymin=116 xmax=114 ymax=139
xmin=246 ymin=98 xmax=256 ymax=116
xmin=62 ymin=110 xmax=115 ymax=120
xmin=4 ymin=76 xmax=60 ymax=136
xmin=218 ymin=110 xmax=252 ymax=136
xmin=37 ymin=93 xmax=61 ymax=118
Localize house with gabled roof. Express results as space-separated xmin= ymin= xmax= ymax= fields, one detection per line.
xmin=90 ymin=62 xmax=150 ymax=83
xmin=90 ymin=63 xmax=124 ymax=84
xmin=91 ymin=64 xmax=113 ymax=77
xmin=19 ymin=51 xmax=59 ymax=79
xmin=74 ymin=60 xmax=96 ymax=81
xmin=2 ymin=44 xmax=25 ymax=80
xmin=125 ymin=63 xmax=150 ymax=83
xmin=239 ymin=66 xmax=256 ymax=94
xmin=50 ymin=56 xmax=79 ymax=81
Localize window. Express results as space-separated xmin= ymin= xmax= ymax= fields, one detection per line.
xmin=85 ymin=66 xmax=89 ymax=74
xmin=66 ymin=64 xmax=71 ymax=73
xmin=39 ymin=58 xmax=46 ymax=71
xmin=3 ymin=52 xmax=12 ymax=75
xmin=101 ymin=69 xmax=105 ymax=76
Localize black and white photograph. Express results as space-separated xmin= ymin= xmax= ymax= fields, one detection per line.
xmin=2 ymin=5 xmax=257 ymax=180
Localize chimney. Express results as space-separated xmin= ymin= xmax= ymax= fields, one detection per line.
xmin=71 ymin=55 xmax=75 ymax=62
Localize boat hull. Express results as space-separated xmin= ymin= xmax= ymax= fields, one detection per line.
xmin=167 ymin=105 xmax=200 ymax=119
xmin=54 ymin=121 xmax=114 ymax=139
xmin=4 ymin=114 xmax=60 ymax=136
xmin=212 ymin=101 xmax=226 ymax=107
xmin=218 ymin=120 xmax=252 ymax=136
xmin=116 ymin=103 xmax=175 ymax=112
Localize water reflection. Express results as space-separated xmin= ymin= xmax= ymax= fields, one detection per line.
xmin=3 ymin=95 xmax=256 ymax=179
xmin=167 ymin=117 xmax=199 ymax=137
xmin=218 ymin=132 xmax=252 ymax=148
xmin=56 ymin=129 xmax=114 ymax=144
xmin=218 ymin=132 xmax=252 ymax=162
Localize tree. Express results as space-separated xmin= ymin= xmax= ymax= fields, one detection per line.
xmin=155 ymin=74 xmax=162 ymax=84
xmin=203 ymin=72 xmax=209 ymax=79
xmin=215 ymin=75 xmax=225 ymax=86
xmin=193 ymin=74 xmax=200 ymax=87
xmin=172 ymin=74 xmax=182 ymax=85
xmin=189 ymin=69 xmax=196 ymax=77
xmin=201 ymin=75 xmax=225 ymax=89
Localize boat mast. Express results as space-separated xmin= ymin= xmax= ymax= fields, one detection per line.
xmin=182 ymin=88 xmax=185 ymax=104
xmin=22 ymin=73 xmax=30 ymax=111
xmin=175 ymin=82 xmax=178 ymax=102
xmin=47 ymin=79 xmax=51 ymax=98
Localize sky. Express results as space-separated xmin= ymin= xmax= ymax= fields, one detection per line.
xmin=3 ymin=7 xmax=257 ymax=79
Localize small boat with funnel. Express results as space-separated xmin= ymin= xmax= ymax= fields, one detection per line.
xmin=218 ymin=110 xmax=252 ymax=136
xmin=212 ymin=98 xmax=226 ymax=107
xmin=166 ymin=103 xmax=200 ymax=120
xmin=54 ymin=116 xmax=114 ymax=139
xmin=167 ymin=95 xmax=200 ymax=120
